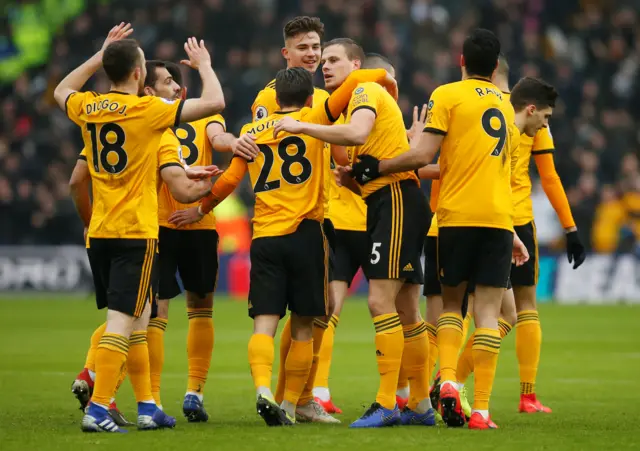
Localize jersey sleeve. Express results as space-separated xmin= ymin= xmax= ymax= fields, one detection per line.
xmin=65 ymin=91 xmax=94 ymax=126
xmin=533 ymin=152 xmax=576 ymax=228
xmin=347 ymin=82 xmax=381 ymax=119
xmin=201 ymin=156 xmax=248 ymax=214
xmin=251 ymin=84 xmax=276 ymax=121
xmin=145 ymin=97 xmax=184 ymax=130
xmin=423 ymin=86 xmax=453 ymax=135
xmin=158 ymin=130 xmax=184 ymax=170
xmin=206 ymin=114 xmax=226 ymax=132
xmin=531 ymin=126 xmax=554 ymax=154
xmin=78 ymin=147 xmax=87 ymax=161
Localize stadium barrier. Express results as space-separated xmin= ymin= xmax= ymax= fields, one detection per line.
xmin=0 ymin=246 xmax=638 ymax=304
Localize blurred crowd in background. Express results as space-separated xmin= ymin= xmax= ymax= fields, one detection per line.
xmin=1 ymin=0 xmax=639 ymax=255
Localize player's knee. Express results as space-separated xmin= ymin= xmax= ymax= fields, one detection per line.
xmin=395 ymin=284 xmax=422 ymax=324
xmin=253 ymin=314 xmax=280 ymax=337
xmin=155 ymin=299 xmax=170 ymax=319
xmin=290 ymin=314 xmax=314 ymax=341
xmin=106 ymin=309 xmax=136 ymax=337
xmin=513 ymin=286 xmax=537 ymax=312
xmin=186 ymin=291 xmax=214 ymax=309
xmin=425 ymin=295 xmax=443 ymax=324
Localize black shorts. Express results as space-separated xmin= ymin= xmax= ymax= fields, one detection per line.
xmin=438 ymin=226 xmax=513 ymax=288
xmin=510 ymin=221 xmax=538 ymax=286
xmin=423 ymin=236 xmax=441 ymax=296
xmin=364 ymin=180 xmax=428 ymax=283
xmin=87 ymin=238 xmax=158 ymax=318
xmin=248 ymin=219 xmax=328 ymax=319
xmin=158 ymin=227 xmax=219 ymax=300
xmin=331 ymin=229 xmax=369 ymax=286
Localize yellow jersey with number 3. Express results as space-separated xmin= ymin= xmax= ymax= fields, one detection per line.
xmin=425 ymin=78 xmax=516 ymax=231
xmin=65 ymin=91 xmax=184 ymax=239
xmin=239 ymin=105 xmax=333 ymax=239
xmin=157 ymin=115 xmax=226 ymax=231
xmin=346 ymin=82 xmax=419 ymax=199
xmin=512 ymin=124 xmax=554 ymax=226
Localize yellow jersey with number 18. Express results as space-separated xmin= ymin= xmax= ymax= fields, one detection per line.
xmin=65 ymin=91 xmax=183 ymax=239
xmin=424 ymin=78 xmax=515 ymax=231
xmin=346 ymin=82 xmax=419 ymax=199
xmin=157 ymin=115 xmax=226 ymax=231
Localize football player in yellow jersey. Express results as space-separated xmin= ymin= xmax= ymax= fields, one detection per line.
xmin=57 ymin=25 xmax=225 ymax=432
xmin=350 ymin=29 xmax=532 ymax=430
xmin=277 ymin=38 xmax=434 ymax=428
xmin=196 ymin=67 xmax=379 ymax=426
xmin=453 ymin=61 xmax=585 ymax=414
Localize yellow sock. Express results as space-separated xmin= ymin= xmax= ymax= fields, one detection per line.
xmin=274 ymin=317 xmax=291 ymax=404
xmin=436 ymin=313 xmax=464 ymax=382
xmin=187 ymin=308 xmax=214 ymax=395
xmin=298 ymin=320 xmax=326 ymax=405
xmin=457 ymin=318 xmax=511 ymax=385
xmin=373 ymin=313 xmax=403 ymax=409
xmin=472 ymin=327 xmax=501 ymax=410
xmin=425 ymin=322 xmax=438 ymax=381
xmin=128 ymin=330 xmax=154 ymax=403
xmin=85 ymin=322 xmax=107 ymax=372
xmin=248 ymin=333 xmax=274 ymax=391
xmin=461 ymin=312 xmax=472 ymax=346
xmin=402 ymin=322 xmax=429 ymax=411
xmin=113 ymin=363 xmax=127 ymax=399
xmin=92 ymin=333 xmax=129 ymax=407
xmin=516 ymin=310 xmax=541 ymax=395
xmin=147 ymin=318 xmax=167 ymax=405
xmin=315 ymin=314 xmax=339 ymax=389
xmin=284 ymin=338 xmax=314 ymax=406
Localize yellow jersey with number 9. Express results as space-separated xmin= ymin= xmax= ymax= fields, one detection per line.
xmin=65 ymin=91 xmax=183 ymax=239
xmin=157 ymin=115 xmax=226 ymax=231
xmin=424 ymin=78 xmax=516 ymax=231
xmin=346 ymin=82 xmax=419 ymax=199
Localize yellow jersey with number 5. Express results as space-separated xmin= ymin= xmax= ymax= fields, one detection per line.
xmin=65 ymin=91 xmax=184 ymax=239
xmin=157 ymin=115 xmax=226 ymax=231
xmin=424 ymin=78 xmax=516 ymax=231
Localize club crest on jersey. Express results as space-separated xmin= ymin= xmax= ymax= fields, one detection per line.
xmin=355 ymin=87 xmax=364 ymax=95
xmin=428 ymin=100 xmax=434 ymax=110
xmin=255 ymin=106 xmax=268 ymax=121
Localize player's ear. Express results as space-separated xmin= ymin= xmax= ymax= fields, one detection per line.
xmin=181 ymin=87 xmax=187 ymax=100
xmin=143 ymin=86 xmax=154 ymax=97
xmin=527 ymin=104 xmax=536 ymax=116
xmin=281 ymin=47 xmax=288 ymax=61
xmin=459 ymin=54 xmax=465 ymax=68
xmin=354 ymin=59 xmax=362 ymax=70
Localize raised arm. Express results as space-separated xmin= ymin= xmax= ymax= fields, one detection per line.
xmin=53 ymin=23 xmax=133 ymax=110
xmin=207 ymin=121 xmax=260 ymax=160
xmin=178 ymin=38 xmax=225 ymax=123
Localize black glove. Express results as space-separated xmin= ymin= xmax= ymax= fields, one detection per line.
xmin=351 ymin=155 xmax=381 ymax=185
xmin=566 ymin=230 xmax=586 ymax=269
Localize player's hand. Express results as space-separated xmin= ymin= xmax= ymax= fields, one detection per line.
xmin=383 ymin=72 xmax=399 ymax=101
xmin=407 ymin=104 xmax=428 ymax=142
xmin=273 ymin=116 xmax=304 ymax=138
xmin=512 ymin=234 xmax=530 ymax=267
xmin=185 ymin=165 xmax=223 ymax=179
xmin=100 ymin=22 xmax=134 ymax=51
xmin=566 ymin=229 xmax=586 ymax=269
xmin=351 ymin=155 xmax=381 ymax=185
xmin=232 ymin=133 xmax=260 ymax=160
xmin=168 ymin=206 xmax=204 ymax=228
xmin=181 ymin=37 xmax=211 ymax=70
xmin=334 ymin=165 xmax=352 ymax=187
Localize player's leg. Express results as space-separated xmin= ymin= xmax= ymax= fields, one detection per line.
xmin=351 ymin=181 xmax=429 ymax=428
xmin=247 ymin=235 xmax=293 ymax=426
xmin=179 ymin=229 xmax=219 ymax=422
xmin=467 ymin=228 xmax=514 ymax=430
xmin=72 ymin=322 xmax=106 ymax=411
xmin=422 ymin=236 xmax=442 ymax=409
xmin=395 ymin=282 xmax=436 ymax=426
xmin=512 ymin=222 xmax=550 ymax=412
xmin=149 ymin=227 xmax=180 ymax=409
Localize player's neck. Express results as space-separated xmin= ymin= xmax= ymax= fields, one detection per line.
xmin=514 ymin=111 xmax=527 ymax=134
xmin=277 ymin=107 xmax=301 ymax=113
xmin=493 ymin=76 xmax=510 ymax=93
xmin=109 ymin=82 xmax=138 ymax=96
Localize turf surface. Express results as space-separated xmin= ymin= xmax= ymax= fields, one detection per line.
xmin=0 ymin=296 xmax=638 ymax=450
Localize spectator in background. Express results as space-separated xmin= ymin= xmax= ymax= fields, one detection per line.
xmin=0 ymin=0 xmax=637 ymax=253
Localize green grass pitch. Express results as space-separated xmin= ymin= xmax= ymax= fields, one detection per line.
xmin=0 ymin=296 xmax=638 ymax=450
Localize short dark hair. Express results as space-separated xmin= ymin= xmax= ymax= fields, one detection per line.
xmin=102 ymin=39 xmax=142 ymax=84
xmin=275 ymin=67 xmax=314 ymax=109
xmin=363 ymin=53 xmax=394 ymax=72
xmin=462 ymin=29 xmax=500 ymax=78
xmin=324 ymin=38 xmax=365 ymax=63
xmin=283 ymin=16 xmax=324 ymax=41
xmin=144 ymin=60 xmax=166 ymax=87
xmin=510 ymin=77 xmax=558 ymax=112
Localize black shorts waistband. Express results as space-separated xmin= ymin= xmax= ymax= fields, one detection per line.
xmin=365 ymin=179 xmax=419 ymax=207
